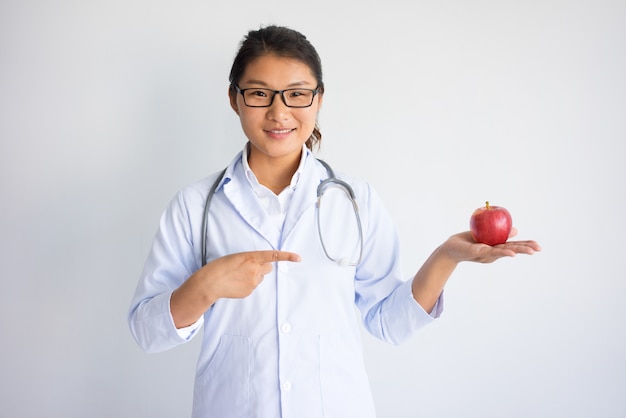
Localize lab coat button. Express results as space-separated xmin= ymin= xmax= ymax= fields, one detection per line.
xmin=280 ymin=322 xmax=292 ymax=333
xmin=282 ymin=381 xmax=292 ymax=391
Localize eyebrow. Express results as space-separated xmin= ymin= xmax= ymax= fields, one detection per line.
xmin=242 ymin=79 xmax=314 ymax=88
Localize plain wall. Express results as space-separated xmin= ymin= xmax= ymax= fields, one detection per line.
xmin=1 ymin=1 xmax=625 ymax=417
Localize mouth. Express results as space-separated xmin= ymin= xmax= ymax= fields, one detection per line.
xmin=265 ymin=128 xmax=295 ymax=134
xmin=264 ymin=128 xmax=296 ymax=139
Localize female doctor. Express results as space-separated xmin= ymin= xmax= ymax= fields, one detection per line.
xmin=128 ymin=25 xmax=541 ymax=418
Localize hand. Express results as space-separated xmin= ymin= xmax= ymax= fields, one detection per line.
xmin=442 ymin=228 xmax=541 ymax=264
xmin=199 ymin=250 xmax=301 ymax=300
xmin=411 ymin=229 xmax=540 ymax=312
xmin=171 ymin=250 xmax=301 ymax=328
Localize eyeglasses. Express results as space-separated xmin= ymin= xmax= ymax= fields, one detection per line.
xmin=235 ymin=85 xmax=319 ymax=108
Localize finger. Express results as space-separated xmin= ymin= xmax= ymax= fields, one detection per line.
xmin=504 ymin=240 xmax=542 ymax=251
xmin=508 ymin=227 xmax=519 ymax=238
xmin=254 ymin=250 xmax=302 ymax=264
xmin=500 ymin=241 xmax=541 ymax=254
xmin=482 ymin=246 xmax=516 ymax=259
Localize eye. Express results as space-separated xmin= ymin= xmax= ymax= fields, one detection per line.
xmin=288 ymin=89 xmax=312 ymax=98
xmin=249 ymin=89 xmax=269 ymax=97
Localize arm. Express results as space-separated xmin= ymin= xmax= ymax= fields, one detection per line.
xmin=411 ymin=229 xmax=541 ymax=313
xmin=128 ymin=187 xmax=300 ymax=352
xmin=353 ymin=181 xmax=540 ymax=344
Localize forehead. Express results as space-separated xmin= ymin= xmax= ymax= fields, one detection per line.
xmin=240 ymin=54 xmax=316 ymax=87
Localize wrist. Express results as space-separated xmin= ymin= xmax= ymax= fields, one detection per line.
xmin=191 ymin=269 xmax=220 ymax=306
xmin=435 ymin=240 xmax=462 ymax=267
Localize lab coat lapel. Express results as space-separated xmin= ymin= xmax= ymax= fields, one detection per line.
xmin=222 ymin=167 xmax=281 ymax=247
xmin=281 ymin=157 xmax=323 ymax=243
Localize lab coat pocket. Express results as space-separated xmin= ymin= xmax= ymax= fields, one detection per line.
xmin=319 ymin=333 xmax=376 ymax=418
xmin=193 ymin=334 xmax=250 ymax=418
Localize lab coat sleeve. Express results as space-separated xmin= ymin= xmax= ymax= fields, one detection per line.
xmin=354 ymin=183 xmax=444 ymax=346
xmin=128 ymin=189 xmax=202 ymax=353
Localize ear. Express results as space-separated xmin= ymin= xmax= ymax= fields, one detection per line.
xmin=229 ymin=87 xmax=240 ymax=115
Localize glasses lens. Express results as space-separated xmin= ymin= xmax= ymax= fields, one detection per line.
xmin=283 ymin=89 xmax=315 ymax=107
xmin=317 ymin=185 xmax=361 ymax=266
xmin=243 ymin=89 xmax=273 ymax=107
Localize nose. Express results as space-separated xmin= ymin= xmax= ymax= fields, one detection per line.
xmin=266 ymin=92 xmax=291 ymax=120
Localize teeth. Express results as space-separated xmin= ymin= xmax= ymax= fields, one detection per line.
xmin=271 ymin=129 xmax=292 ymax=134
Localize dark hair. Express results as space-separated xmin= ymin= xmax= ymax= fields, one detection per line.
xmin=229 ymin=25 xmax=324 ymax=150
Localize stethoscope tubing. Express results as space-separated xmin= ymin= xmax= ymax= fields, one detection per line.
xmin=200 ymin=159 xmax=362 ymax=267
xmin=201 ymin=168 xmax=226 ymax=267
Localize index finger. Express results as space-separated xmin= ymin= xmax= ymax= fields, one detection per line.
xmin=254 ymin=250 xmax=302 ymax=264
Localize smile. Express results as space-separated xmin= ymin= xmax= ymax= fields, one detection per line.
xmin=266 ymin=128 xmax=295 ymax=134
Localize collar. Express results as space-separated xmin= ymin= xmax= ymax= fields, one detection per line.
xmin=241 ymin=143 xmax=309 ymax=194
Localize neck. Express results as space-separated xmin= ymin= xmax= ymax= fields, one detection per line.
xmin=248 ymin=147 xmax=301 ymax=194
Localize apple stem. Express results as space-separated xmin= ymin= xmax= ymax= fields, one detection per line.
xmin=486 ymin=201 xmax=490 ymax=209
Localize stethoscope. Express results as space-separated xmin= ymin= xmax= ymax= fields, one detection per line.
xmin=201 ymin=159 xmax=363 ymax=267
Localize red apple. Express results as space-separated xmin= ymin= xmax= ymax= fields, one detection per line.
xmin=470 ymin=201 xmax=512 ymax=246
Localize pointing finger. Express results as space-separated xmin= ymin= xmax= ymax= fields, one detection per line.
xmin=254 ymin=250 xmax=302 ymax=264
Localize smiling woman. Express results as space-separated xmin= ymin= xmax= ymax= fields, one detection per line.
xmin=229 ymin=54 xmax=323 ymax=188
xmin=127 ymin=25 xmax=540 ymax=418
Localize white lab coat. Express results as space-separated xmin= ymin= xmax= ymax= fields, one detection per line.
xmin=128 ymin=147 xmax=442 ymax=418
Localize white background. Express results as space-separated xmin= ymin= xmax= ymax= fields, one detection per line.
xmin=1 ymin=1 xmax=625 ymax=417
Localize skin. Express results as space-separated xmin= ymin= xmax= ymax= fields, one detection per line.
xmin=170 ymin=54 xmax=541 ymax=328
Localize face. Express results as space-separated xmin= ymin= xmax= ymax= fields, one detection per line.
xmin=229 ymin=54 xmax=323 ymax=166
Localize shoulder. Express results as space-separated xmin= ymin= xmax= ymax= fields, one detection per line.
xmin=173 ymin=171 xmax=221 ymax=204
xmin=182 ymin=170 xmax=226 ymax=199
xmin=174 ymin=151 xmax=243 ymax=209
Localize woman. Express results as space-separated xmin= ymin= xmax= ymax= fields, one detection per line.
xmin=128 ymin=25 xmax=540 ymax=418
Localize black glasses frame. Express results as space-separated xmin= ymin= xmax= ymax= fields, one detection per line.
xmin=235 ymin=85 xmax=319 ymax=108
